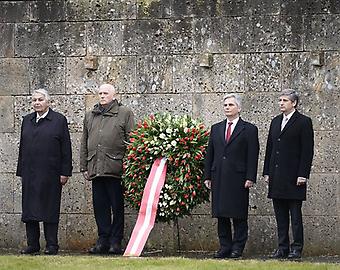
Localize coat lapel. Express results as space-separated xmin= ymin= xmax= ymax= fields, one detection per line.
xmin=219 ymin=119 xmax=227 ymax=144
xmin=280 ymin=111 xmax=299 ymax=135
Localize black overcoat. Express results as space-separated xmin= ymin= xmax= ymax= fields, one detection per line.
xmin=16 ymin=109 xmax=72 ymax=223
xmin=204 ymin=118 xmax=259 ymax=219
xmin=263 ymin=111 xmax=314 ymax=201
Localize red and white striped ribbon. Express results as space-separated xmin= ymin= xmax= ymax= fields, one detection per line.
xmin=124 ymin=157 xmax=167 ymax=257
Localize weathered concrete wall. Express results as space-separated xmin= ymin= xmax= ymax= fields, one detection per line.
xmin=0 ymin=0 xmax=339 ymax=255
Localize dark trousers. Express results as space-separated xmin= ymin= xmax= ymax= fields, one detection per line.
xmin=25 ymin=221 xmax=59 ymax=249
xmin=92 ymin=177 xmax=124 ymax=247
xmin=273 ymin=199 xmax=303 ymax=252
xmin=217 ymin=217 xmax=248 ymax=253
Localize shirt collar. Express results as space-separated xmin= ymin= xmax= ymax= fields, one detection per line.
xmin=227 ymin=117 xmax=239 ymax=125
xmin=283 ymin=109 xmax=295 ymax=121
xmin=36 ymin=108 xmax=50 ymax=122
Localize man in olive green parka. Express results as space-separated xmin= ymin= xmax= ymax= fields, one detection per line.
xmin=80 ymin=83 xmax=134 ymax=255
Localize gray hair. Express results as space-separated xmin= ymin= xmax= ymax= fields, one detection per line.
xmin=223 ymin=93 xmax=242 ymax=109
xmin=32 ymin=88 xmax=51 ymax=101
xmin=98 ymin=83 xmax=116 ymax=94
xmin=280 ymin=89 xmax=299 ymax=107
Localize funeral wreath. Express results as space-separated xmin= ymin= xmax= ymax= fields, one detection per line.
xmin=123 ymin=113 xmax=210 ymax=223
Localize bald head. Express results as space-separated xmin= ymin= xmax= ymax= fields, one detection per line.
xmin=98 ymin=83 xmax=117 ymax=106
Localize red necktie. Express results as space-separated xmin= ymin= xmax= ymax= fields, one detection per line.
xmin=226 ymin=122 xmax=233 ymax=142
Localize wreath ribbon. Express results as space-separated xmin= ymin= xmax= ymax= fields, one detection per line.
xmin=124 ymin=157 xmax=167 ymax=256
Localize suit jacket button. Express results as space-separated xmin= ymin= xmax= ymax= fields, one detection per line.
xmin=223 ymin=156 xmax=226 ymax=160
xmin=277 ymin=138 xmax=280 ymax=141
xmin=275 ymin=164 xmax=279 ymax=168
xmin=276 ymin=151 xmax=279 ymax=154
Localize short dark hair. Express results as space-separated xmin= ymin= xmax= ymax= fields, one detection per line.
xmin=280 ymin=89 xmax=299 ymax=107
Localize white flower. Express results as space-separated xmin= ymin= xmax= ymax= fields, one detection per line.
xmin=166 ymin=128 xmax=172 ymax=134
xmin=184 ymin=127 xmax=189 ymax=133
xmin=171 ymin=140 xmax=177 ymax=147
xmin=159 ymin=133 xmax=166 ymax=140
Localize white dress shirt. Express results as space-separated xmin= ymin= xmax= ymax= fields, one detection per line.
xmin=36 ymin=108 xmax=50 ymax=123
xmin=281 ymin=109 xmax=295 ymax=131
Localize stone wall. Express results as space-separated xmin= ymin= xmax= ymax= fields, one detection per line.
xmin=0 ymin=0 xmax=339 ymax=255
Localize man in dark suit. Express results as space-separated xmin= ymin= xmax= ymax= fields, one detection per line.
xmin=17 ymin=89 xmax=72 ymax=255
xmin=204 ymin=93 xmax=259 ymax=259
xmin=263 ymin=89 xmax=314 ymax=259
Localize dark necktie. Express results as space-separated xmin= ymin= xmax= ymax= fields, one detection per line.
xmin=226 ymin=122 xmax=233 ymax=142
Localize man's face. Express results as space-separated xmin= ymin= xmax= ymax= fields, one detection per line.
xmin=32 ymin=93 xmax=49 ymax=115
xmin=279 ymin=95 xmax=296 ymax=115
xmin=98 ymin=86 xmax=116 ymax=105
xmin=224 ymin=97 xmax=241 ymax=119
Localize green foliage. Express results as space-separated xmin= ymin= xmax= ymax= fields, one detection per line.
xmin=123 ymin=113 xmax=210 ymax=223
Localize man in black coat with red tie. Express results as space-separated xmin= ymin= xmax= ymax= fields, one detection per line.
xmin=263 ymin=89 xmax=314 ymax=259
xmin=204 ymin=93 xmax=259 ymax=259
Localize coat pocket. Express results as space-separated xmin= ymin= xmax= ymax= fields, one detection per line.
xmin=87 ymin=151 xmax=97 ymax=178
xmin=104 ymin=152 xmax=124 ymax=177
xmin=48 ymin=157 xmax=61 ymax=172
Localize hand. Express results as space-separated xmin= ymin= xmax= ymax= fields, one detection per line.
xmin=204 ymin=180 xmax=211 ymax=189
xmin=82 ymin=171 xmax=90 ymax=181
xmin=60 ymin=175 xmax=69 ymax=185
xmin=297 ymin=177 xmax=306 ymax=186
xmin=263 ymin=175 xmax=269 ymax=183
xmin=244 ymin=180 xmax=253 ymax=188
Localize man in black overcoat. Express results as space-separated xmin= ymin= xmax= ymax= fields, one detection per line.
xmin=263 ymin=89 xmax=314 ymax=259
xmin=204 ymin=93 xmax=259 ymax=259
xmin=16 ymin=89 xmax=72 ymax=255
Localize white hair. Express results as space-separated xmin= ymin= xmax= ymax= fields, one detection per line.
xmin=223 ymin=93 xmax=242 ymax=108
xmin=98 ymin=83 xmax=116 ymax=94
xmin=32 ymin=88 xmax=51 ymax=101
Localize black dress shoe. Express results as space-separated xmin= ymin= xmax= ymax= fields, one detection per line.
xmin=213 ymin=249 xmax=230 ymax=259
xmin=88 ymin=244 xmax=109 ymax=254
xmin=108 ymin=244 xmax=123 ymax=255
xmin=44 ymin=246 xmax=58 ymax=255
xmin=20 ymin=246 xmax=40 ymax=255
xmin=287 ymin=249 xmax=301 ymax=259
xmin=270 ymin=249 xmax=288 ymax=259
xmin=230 ymin=250 xmax=242 ymax=258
